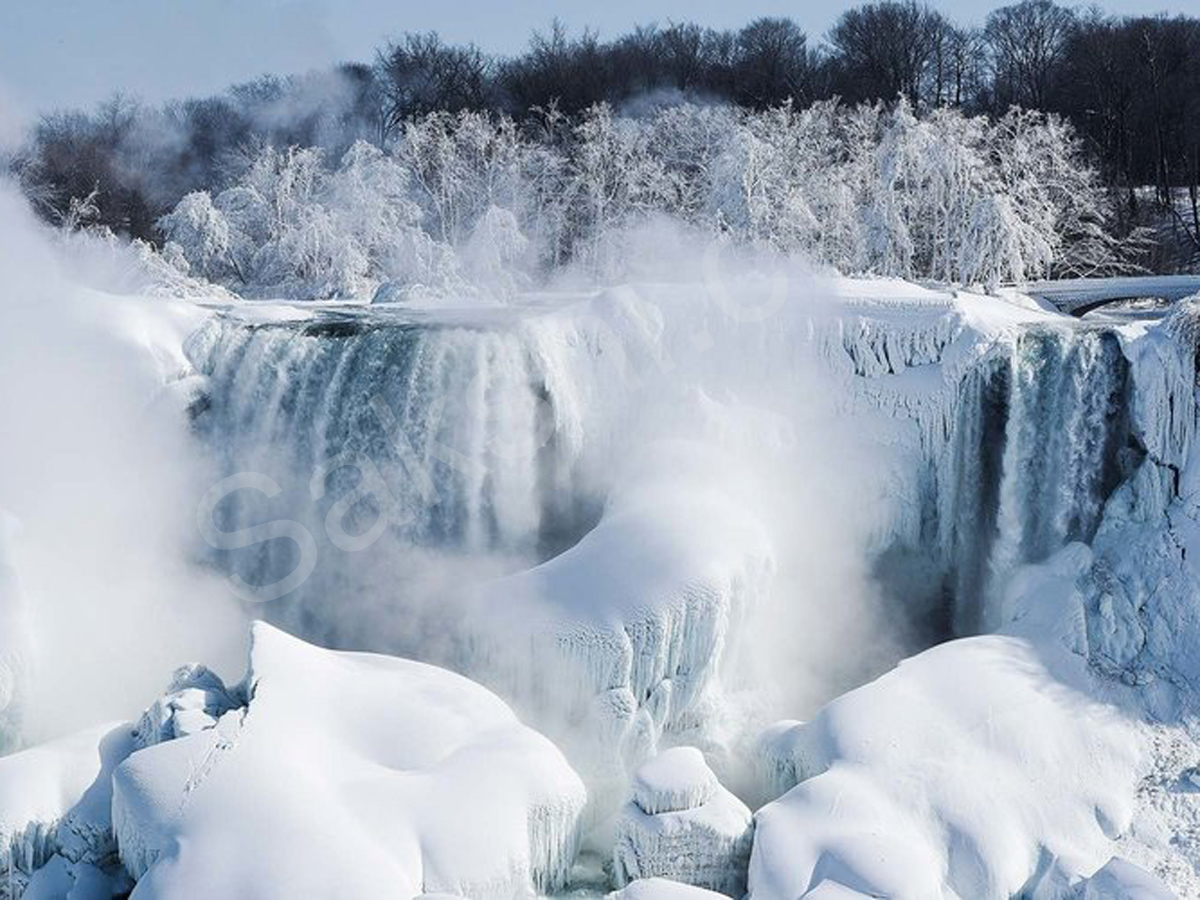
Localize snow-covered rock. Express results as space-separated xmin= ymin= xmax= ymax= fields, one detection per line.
xmin=131 ymin=663 xmax=244 ymax=750
xmin=112 ymin=622 xmax=587 ymax=899
xmin=749 ymin=636 xmax=1141 ymax=900
xmin=614 ymin=748 xmax=752 ymax=896
xmin=0 ymin=722 xmax=135 ymax=900
xmin=470 ymin=470 xmax=773 ymax=803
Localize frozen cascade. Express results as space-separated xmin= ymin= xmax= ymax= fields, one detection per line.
xmin=184 ymin=313 xmax=603 ymax=649
xmin=186 ymin=315 xmax=585 ymax=557
xmin=939 ymin=327 xmax=1141 ymax=633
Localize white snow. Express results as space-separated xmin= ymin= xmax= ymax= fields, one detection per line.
xmin=631 ymin=748 xmax=719 ymax=816
xmin=1073 ymin=857 xmax=1175 ymax=899
xmin=112 ymin=622 xmax=587 ymax=899
xmin=749 ymin=636 xmax=1142 ymax=899
xmin=607 ymin=877 xmax=732 ymax=900
xmin=459 ymin=437 xmax=776 ymax=810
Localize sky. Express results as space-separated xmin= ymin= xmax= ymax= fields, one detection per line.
xmin=0 ymin=0 xmax=1196 ymax=122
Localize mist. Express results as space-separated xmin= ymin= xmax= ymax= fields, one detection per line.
xmin=0 ymin=182 xmax=247 ymax=744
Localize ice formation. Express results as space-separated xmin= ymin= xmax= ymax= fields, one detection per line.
xmin=0 ymin=722 xmax=134 ymax=899
xmin=613 ymin=747 xmax=752 ymax=896
xmin=131 ymin=663 xmax=245 ymax=750
xmin=112 ymin=622 xmax=587 ymax=899
xmin=1072 ymin=857 xmax=1175 ymax=899
xmin=631 ymin=747 xmax=720 ymax=816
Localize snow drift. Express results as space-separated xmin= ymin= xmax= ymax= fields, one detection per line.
xmin=112 ymin=622 xmax=586 ymax=899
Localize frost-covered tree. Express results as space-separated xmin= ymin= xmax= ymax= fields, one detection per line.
xmin=156 ymin=97 xmax=1121 ymax=297
xmin=157 ymin=191 xmax=236 ymax=281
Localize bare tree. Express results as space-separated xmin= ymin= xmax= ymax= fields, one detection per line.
xmin=828 ymin=1 xmax=947 ymax=109
xmin=984 ymin=0 xmax=1076 ymax=109
xmin=376 ymin=33 xmax=491 ymax=139
xmin=732 ymin=18 xmax=816 ymax=108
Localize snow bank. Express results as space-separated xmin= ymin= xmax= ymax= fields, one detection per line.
xmin=749 ymin=636 xmax=1141 ymax=900
xmin=614 ymin=748 xmax=752 ymax=896
xmin=0 ymin=722 xmax=135 ymax=899
xmin=112 ymin=622 xmax=587 ymax=899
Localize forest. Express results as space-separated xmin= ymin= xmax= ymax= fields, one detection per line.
xmin=6 ymin=0 xmax=1200 ymax=297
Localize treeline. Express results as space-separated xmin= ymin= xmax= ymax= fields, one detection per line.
xmin=8 ymin=0 xmax=1200 ymax=271
xmin=153 ymin=103 xmax=1115 ymax=301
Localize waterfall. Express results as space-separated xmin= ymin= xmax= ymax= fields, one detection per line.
xmin=185 ymin=313 xmax=602 ymax=648
xmin=185 ymin=299 xmax=1151 ymax=655
xmin=943 ymin=326 xmax=1140 ymax=633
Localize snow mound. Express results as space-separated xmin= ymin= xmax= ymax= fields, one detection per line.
xmin=749 ymin=636 xmax=1141 ymax=900
xmin=632 ymin=747 xmax=719 ymax=815
xmin=607 ymin=877 xmax=732 ymax=900
xmin=0 ymin=722 xmax=135 ymax=900
xmin=614 ymin=748 xmax=752 ymax=896
xmin=112 ymin=622 xmax=586 ymax=899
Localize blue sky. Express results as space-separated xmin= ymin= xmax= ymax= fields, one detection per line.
xmin=1 ymin=0 xmax=1196 ymax=118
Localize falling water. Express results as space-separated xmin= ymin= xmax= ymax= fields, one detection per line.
xmin=184 ymin=313 xmax=602 ymax=647
xmin=944 ymin=326 xmax=1140 ymax=633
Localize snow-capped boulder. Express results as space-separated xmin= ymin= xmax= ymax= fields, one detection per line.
xmin=749 ymin=636 xmax=1141 ymax=900
xmin=112 ymin=622 xmax=587 ymax=899
xmin=614 ymin=747 xmax=753 ymax=896
xmin=632 ymin=747 xmax=720 ymax=815
xmin=0 ymin=721 xmax=135 ymax=900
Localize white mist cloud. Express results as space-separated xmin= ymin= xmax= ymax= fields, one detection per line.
xmin=0 ymin=182 xmax=247 ymax=744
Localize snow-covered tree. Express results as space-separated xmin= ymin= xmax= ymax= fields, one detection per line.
xmin=155 ymin=97 xmax=1121 ymax=298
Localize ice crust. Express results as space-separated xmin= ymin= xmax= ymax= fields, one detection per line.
xmin=631 ymin=747 xmax=719 ymax=816
xmin=607 ymin=877 xmax=732 ymax=900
